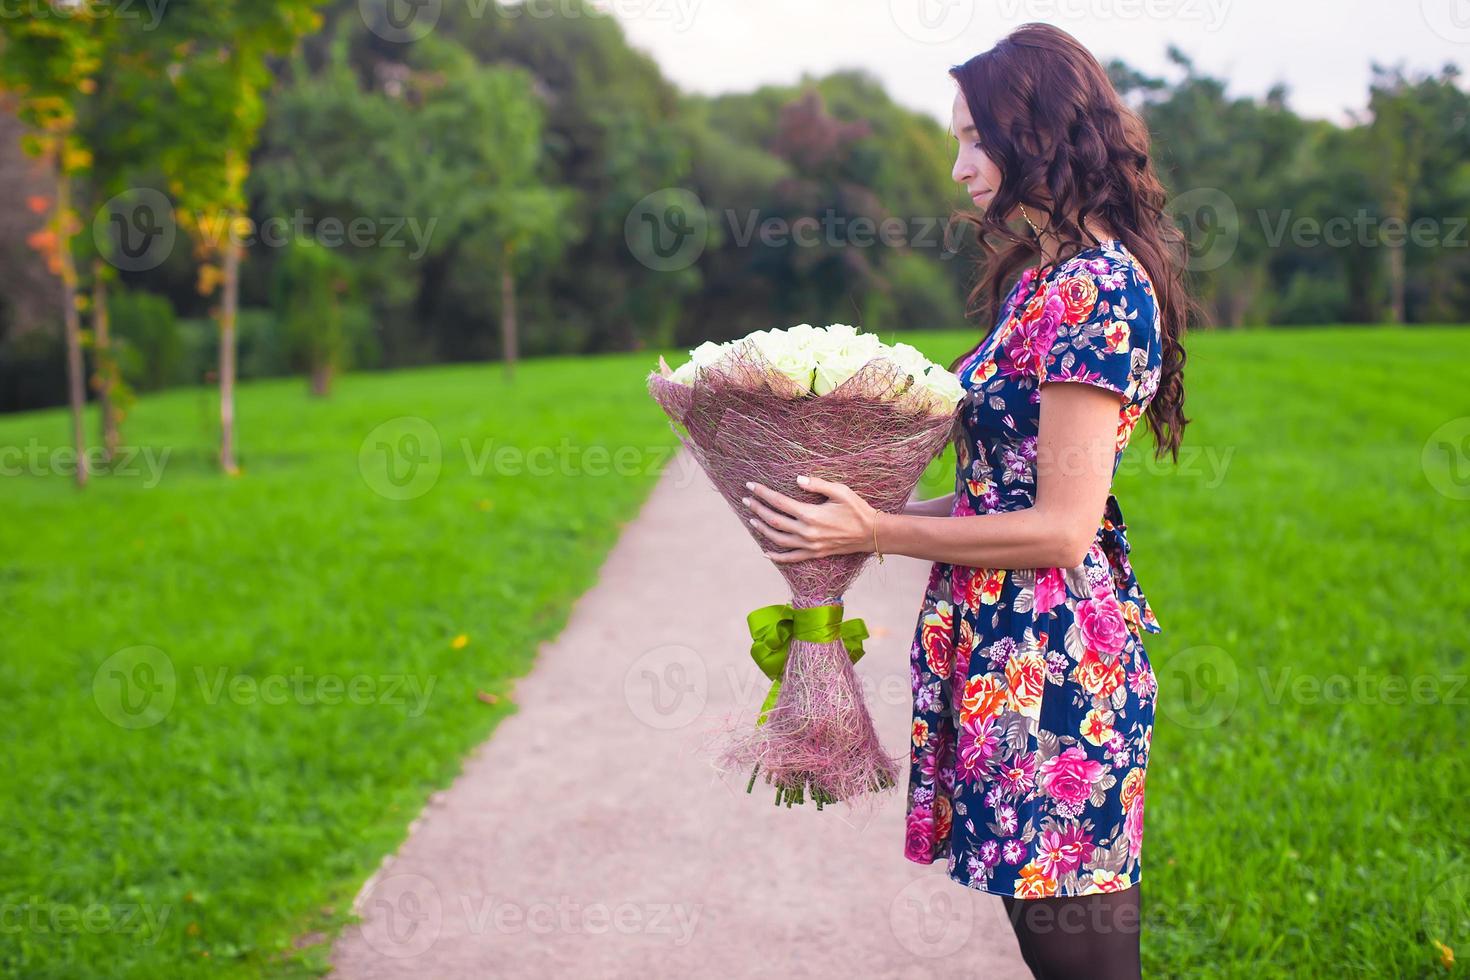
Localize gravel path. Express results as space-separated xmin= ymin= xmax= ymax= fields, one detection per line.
xmin=329 ymin=446 xmax=1030 ymax=978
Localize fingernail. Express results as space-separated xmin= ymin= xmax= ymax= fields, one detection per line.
xmin=745 ymin=481 xmax=754 ymax=490
xmin=797 ymin=475 xmax=810 ymax=485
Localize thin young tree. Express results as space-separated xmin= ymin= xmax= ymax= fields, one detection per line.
xmin=143 ymin=0 xmax=325 ymax=473
xmin=0 ymin=11 xmax=107 ymax=486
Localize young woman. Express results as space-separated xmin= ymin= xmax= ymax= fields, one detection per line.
xmin=739 ymin=23 xmax=1193 ymax=979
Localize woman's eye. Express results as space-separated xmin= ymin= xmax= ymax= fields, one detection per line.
xmin=973 ymin=141 xmax=984 ymax=150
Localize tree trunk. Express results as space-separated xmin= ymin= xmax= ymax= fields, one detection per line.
xmin=309 ymin=360 xmax=333 ymax=397
xmin=57 ymin=172 xmax=88 ymax=488
xmin=1385 ymin=246 xmax=1406 ymax=325
xmin=92 ymin=263 xmax=118 ymax=463
xmin=219 ymin=234 xmax=241 ymax=475
xmin=500 ymin=241 xmax=518 ymax=382
xmin=1385 ymin=182 xmax=1408 ymax=325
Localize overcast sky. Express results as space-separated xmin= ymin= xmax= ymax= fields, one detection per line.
xmin=601 ymin=0 xmax=1470 ymax=126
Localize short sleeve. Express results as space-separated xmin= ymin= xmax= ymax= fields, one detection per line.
xmin=1039 ymin=253 xmax=1151 ymax=399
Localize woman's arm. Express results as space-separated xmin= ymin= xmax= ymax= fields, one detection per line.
xmin=741 ymin=382 xmax=1122 ymax=570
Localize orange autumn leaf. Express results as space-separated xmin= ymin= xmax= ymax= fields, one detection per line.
xmin=196 ymin=263 xmax=223 ymax=296
xmin=1433 ymin=940 xmax=1454 ymax=970
xmin=26 ymin=228 xmax=57 ymax=254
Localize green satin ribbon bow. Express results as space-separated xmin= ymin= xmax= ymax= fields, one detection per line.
xmin=746 ymin=602 xmax=869 ymax=726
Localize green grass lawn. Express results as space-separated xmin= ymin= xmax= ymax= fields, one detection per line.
xmin=2 ymin=327 xmax=1466 ymax=977
xmin=0 ymin=355 xmax=681 ymax=977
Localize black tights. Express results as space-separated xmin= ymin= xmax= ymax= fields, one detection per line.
xmin=999 ymin=883 xmax=1142 ymax=980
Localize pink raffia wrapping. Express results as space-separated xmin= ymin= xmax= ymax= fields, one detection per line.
xmin=646 ymin=342 xmax=958 ymax=812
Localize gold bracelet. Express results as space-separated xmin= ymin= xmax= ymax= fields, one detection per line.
xmin=873 ymin=512 xmax=885 ymax=564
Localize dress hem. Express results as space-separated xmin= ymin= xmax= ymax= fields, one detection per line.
xmin=903 ymin=851 xmax=1141 ymax=900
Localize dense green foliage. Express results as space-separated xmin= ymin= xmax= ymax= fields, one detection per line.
xmin=0 ymin=328 xmax=1465 ymax=975
xmin=4 ymin=2 xmax=1467 ymax=412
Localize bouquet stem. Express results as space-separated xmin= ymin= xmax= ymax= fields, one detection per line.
xmin=717 ymin=594 xmax=901 ymax=811
xmin=745 ymin=760 xmax=898 ymax=809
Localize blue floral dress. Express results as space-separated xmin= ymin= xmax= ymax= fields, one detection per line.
xmin=902 ymin=238 xmax=1163 ymax=899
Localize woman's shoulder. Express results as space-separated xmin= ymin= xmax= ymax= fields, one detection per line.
xmin=1036 ymin=239 xmax=1163 ymax=400
xmin=1051 ymin=240 xmax=1152 ymax=299
xmin=1051 ymin=240 xmax=1159 ymax=335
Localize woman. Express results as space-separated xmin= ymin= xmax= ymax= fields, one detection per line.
xmin=738 ymin=23 xmax=1193 ymax=979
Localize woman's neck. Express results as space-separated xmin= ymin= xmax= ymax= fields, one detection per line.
xmin=1033 ymin=219 xmax=1119 ymax=266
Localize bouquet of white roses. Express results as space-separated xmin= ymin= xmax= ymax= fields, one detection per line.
xmin=665 ymin=322 xmax=964 ymax=414
xmin=647 ymin=323 xmax=963 ymax=811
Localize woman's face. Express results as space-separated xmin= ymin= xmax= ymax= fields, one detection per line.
xmin=950 ymin=89 xmax=1003 ymax=212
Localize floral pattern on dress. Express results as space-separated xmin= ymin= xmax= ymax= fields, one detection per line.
xmin=902 ymin=239 xmax=1163 ymax=899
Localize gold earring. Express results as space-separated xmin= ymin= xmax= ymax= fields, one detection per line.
xmin=1019 ymin=203 xmax=1044 ymax=238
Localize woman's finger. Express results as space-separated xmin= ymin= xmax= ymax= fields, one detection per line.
xmin=797 ymin=474 xmax=845 ymax=500
xmin=763 ymin=547 xmax=816 ymax=564
xmin=743 ymin=495 xmax=802 ymax=532
xmin=748 ymin=516 xmax=803 ymax=548
xmin=746 ymin=481 xmax=811 ymax=518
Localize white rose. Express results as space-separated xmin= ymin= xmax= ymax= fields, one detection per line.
xmin=785 ymin=322 xmax=820 ymax=349
xmin=743 ymin=329 xmax=816 ymax=394
xmin=802 ymin=328 xmax=842 ymax=364
xmin=886 ymin=341 xmax=935 ymax=378
xmin=812 ymin=347 xmax=879 ymax=396
xmin=664 ymin=340 xmax=730 ymax=385
xmin=913 ymin=365 xmax=966 ymax=414
xmin=837 ymin=330 xmax=883 ymax=364
xmin=689 ymin=340 xmax=732 ymax=372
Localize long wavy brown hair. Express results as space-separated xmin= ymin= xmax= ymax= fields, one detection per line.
xmin=945 ymin=23 xmax=1195 ymax=461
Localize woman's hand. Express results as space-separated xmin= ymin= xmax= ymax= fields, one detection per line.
xmin=741 ymin=475 xmax=878 ymax=564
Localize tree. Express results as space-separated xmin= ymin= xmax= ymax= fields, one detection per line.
xmin=1366 ymin=63 xmax=1470 ymax=325
xmin=270 ymin=234 xmax=362 ymax=395
xmin=404 ymin=37 xmax=573 ymax=375
xmin=1368 ymin=66 xmax=1435 ymax=325
xmin=0 ymin=8 xmax=107 ymax=486
xmin=440 ymin=0 xmax=697 ymax=352
xmin=77 ymin=21 xmax=163 ymax=462
xmin=256 ymin=26 xmax=572 ymax=373
xmin=139 ymin=0 xmax=326 ymax=474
